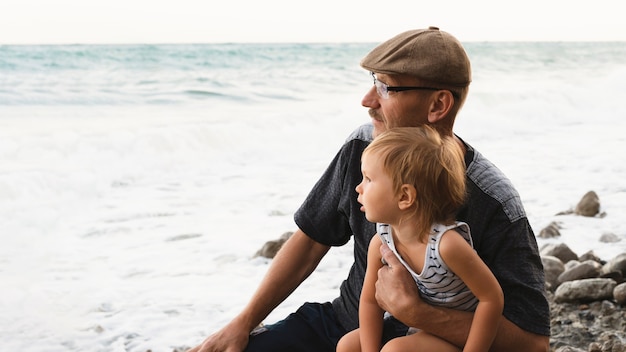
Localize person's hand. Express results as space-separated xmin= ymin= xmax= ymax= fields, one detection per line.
xmin=375 ymin=242 xmax=423 ymax=323
xmin=186 ymin=319 xmax=250 ymax=352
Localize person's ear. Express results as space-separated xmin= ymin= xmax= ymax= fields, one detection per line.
xmin=398 ymin=184 xmax=416 ymax=210
xmin=427 ymin=90 xmax=454 ymax=124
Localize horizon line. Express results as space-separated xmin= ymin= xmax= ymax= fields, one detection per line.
xmin=2 ymin=39 xmax=626 ymax=46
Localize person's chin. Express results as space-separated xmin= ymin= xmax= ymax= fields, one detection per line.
xmin=365 ymin=215 xmax=378 ymax=223
xmin=371 ymin=119 xmax=387 ymax=137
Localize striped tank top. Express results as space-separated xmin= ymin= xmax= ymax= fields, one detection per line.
xmin=377 ymin=222 xmax=478 ymax=312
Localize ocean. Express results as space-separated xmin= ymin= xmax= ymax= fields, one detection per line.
xmin=1 ymin=42 xmax=626 ymax=351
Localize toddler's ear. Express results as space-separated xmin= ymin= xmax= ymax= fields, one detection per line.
xmin=398 ymin=184 xmax=416 ymax=210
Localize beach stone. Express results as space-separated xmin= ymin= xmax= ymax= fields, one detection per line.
xmin=600 ymin=271 xmax=624 ymax=284
xmin=574 ymin=190 xmax=600 ymax=217
xmin=541 ymin=243 xmax=579 ymax=263
xmin=584 ymin=259 xmax=602 ymax=271
xmin=603 ymin=253 xmax=626 ymax=276
xmin=555 ymin=209 xmax=575 ymax=216
xmin=539 ymin=221 xmax=562 ymax=238
xmin=557 ymin=261 xmax=601 ymax=285
xmin=600 ymin=300 xmax=617 ymax=315
xmin=563 ymin=260 xmax=580 ymax=270
xmin=554 ymin=346 xmax=586 ymax=352
xmin=254 ymin=231 xmax=293 ymax=259
xmin=599 ymin=232 xmax=622 ymax=243
xmin=171 ymin=347 xmax=190 ymax=352
xmin=614 ymin=283 xmax=626 ymax=305
xmin=579 ymin=250 xmax=604 ymax=264
xmin=588 ymin=342 xmax=603 ymax=352
xmin=543 ymin=255 xmax=565 ymax=290
xmin=597 ymin=332 xmax=626 ymax=352
xmin=554 ymin=278 xmax=617 ymax=303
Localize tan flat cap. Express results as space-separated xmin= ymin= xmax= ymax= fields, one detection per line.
xmin=361 ymin=26 xmax=471 ymax=87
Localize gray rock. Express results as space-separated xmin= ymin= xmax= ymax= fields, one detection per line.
xmin=574 ymin=190 xmax=600 ymax=217
xmin=564 ymin=260 xmax=580 ymax=270
xmin=614 ymin=282 xmax=626 ymax=305
xmin=600 ymin=271 xmax=624 ymax=283
xmin=555 ymin=346 xmax=586 ymax=352
xmin=597 ymin=332 xmax=626 ymax=352
xmin=254 ymin=231 xmax=294 ymax=259
xmin=579 ymin=250 xmax=604 ymax=264
xmin=603 ymin=252 xmax=626 ymax=276
xmin=554 ymin=278 xmax=617 ymax=303
xmin=539 ymin=221 xmax=562 ymax=238
xmin=599 ymin=232 xmax=622 ymax=243
xmin=543 ymin=255 xmax=565 ymax=290
xmin=557 ymin=261 xmax=601 ymax=285
xmin=541 ymin=242 xmax=579 ymax=263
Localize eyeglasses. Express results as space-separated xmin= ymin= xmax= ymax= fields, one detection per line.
xmin=371 ymin=72 xmax=458 ymax=100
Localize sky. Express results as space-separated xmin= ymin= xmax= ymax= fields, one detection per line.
xmin=1 ymin=0 xmax=625 ymax=44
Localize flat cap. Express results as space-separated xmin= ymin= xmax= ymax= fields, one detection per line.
xmin=361 ymin=26 xmax=471 ymax=87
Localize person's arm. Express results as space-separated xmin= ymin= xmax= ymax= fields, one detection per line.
xmin=359 ymin=235 xmax=386 ymax=352
xmin=438 ymin=230 xmax=503 ymax=352
xmin=187 ymin=229 xmax=330 ymax=352
xmin=376 ymin=242 xmax=549 ymax=352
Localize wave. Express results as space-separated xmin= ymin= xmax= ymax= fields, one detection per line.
xmin=0 ymin=43 xmax=371 ymax=106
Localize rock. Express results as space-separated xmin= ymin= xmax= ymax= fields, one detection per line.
xmin=254 ymin=231 xmax=293 ymax=259
xmin=574 ymin=190 xmax=600 ymax=217
xmin=614 ymin=283 xmax=626 ymax=305
xmin=579 ymin=250 xmax=604 ymax=264
xmin=603 ymin=253 xmax=626 ymax=276
xmin=538 ymin=221 xmax=562 ymax=238
xmin=585 ymin=259 xmax=602 ymax=270
xmin=600 ymin=271 xmax=624 ymax=284
xmin=557 ymin=261 xmax=601 ymax=285
xmin=543 ymin=255 xmax=565 ymax=291
xmin=564 ymin=260 xmax=580 ymax=270
xmin=171 ymin=347 xmax=190 ymax=352
xmin=596 ymin=332 xmax=625 ymax=352
xmin=599 ymin=232 xmax=622 ymax=243
xmin=541 ymin=243 xmax=579 ymax=263
xmin=588 ymin=342 xmax=602 ymax=352
xmin=554 ymin=278 xmax=617 ymax=303
xmin=555 ymin=346 xmax=586 ymax=352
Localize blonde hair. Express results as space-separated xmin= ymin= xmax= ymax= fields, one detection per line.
xmin=363 ymin=126 xmax=467 ymax=240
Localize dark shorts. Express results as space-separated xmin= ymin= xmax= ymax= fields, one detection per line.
xmin=244 ymin=302 xmax=409 ymax=352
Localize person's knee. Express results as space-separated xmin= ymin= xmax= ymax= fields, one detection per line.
xmin=335 ymin=337 xmax=349 ymax=352
xmin=336 ymin=329 xmax=359 ymax=352
xmin=380 ymin=338 xmax=402 ymax=352
xmin=382 ymin=332 xmax=461 ymax=352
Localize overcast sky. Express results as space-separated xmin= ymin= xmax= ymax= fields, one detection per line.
xmin=1 ymin=0 xmax=624 ymax=44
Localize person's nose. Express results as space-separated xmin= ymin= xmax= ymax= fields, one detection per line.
xmin=361 ymin=86 xmax=380 ymax=109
